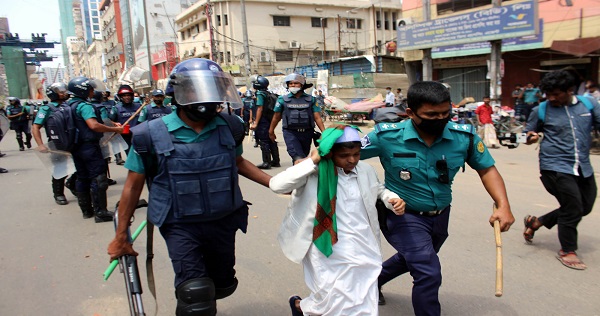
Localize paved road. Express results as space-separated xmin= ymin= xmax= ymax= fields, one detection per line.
xmin=1 ymin=124 xmax=599 ymax=315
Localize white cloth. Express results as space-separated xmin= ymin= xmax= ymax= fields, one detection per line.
xmin=385 ymin=92 xmax=395 ymax=105
xmin=300 ymin=168 xmax=380 ymax=315
xmin=269 ymin=159 xmax=399 ymax=315
xmin=478 ymin=123 xmax=499 ymax=148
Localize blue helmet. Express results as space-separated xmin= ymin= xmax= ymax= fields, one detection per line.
xmin=67 ymin=77 xmax=94 ymax=99
xmin=252 ymin=75 xmax=269 ymax=91
xmin=46 ymin=82 xmax=69 ymax=101
xmin=166 ymin=58 xmax=242 ymax=109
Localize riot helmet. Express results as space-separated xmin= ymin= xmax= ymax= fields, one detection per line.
xmin=252 ymin=76 xmax=269 ymax=91
xmin=245 ymin=90 xmax=254 ymax=98
xmin=7 ymin=97 xmax=20 ymax=105
xmin=166 ymin=58 xmax=242 ymax=121
xmin=46 ymin=82 xmax=69 ymax=102
xmin=67 ymin=77 xmax=95 ymax=99
xmin=91 ymin=91 xmax=104 ymax=103
xmin=117 ymin=85 xmax=134 ymax=97
xmin=284 ymin=73 xmax=313 ymax=90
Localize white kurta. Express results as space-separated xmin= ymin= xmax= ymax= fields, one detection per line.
xmin=300 ymin=167 xmax=382 ymax=316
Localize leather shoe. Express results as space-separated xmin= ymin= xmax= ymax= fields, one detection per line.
xmin=115 ymin=159 xmax=125 ymax=165
xmin=257 ymin=162 xmax=271 ymax=169
xmin=54 ymin=195 xmax=69 ymax=205
xmin=0 ymin=168 xmax=8 ymax=173
xmin=288 ymin=295 xmax=302 ymax=316
xmin=0 ymin=153 xmax=6 ymax=158
xmin=108 ymin=178 xmax=117 ymax=185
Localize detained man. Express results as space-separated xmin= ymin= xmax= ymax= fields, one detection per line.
xmin=269 ymin=125 xmax=405 ymax=316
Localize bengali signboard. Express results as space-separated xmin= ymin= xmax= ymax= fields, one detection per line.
xmin=397 ymin=0 xmax=538 ymax=51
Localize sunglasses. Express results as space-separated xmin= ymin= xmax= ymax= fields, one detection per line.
xmin=436 ymin=158 xmax=449 ymax=184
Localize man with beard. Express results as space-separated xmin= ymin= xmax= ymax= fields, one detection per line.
xmin=360 ymin=81 xmax=515 ymax=316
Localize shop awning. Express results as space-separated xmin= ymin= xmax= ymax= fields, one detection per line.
xmin=550 ymin=37 xmax=600 ymax=57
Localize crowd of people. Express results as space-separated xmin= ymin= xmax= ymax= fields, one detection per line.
xmin=1 ymin=63 xmax=598 ymax=315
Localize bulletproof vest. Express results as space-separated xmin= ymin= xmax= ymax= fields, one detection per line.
xmin=281 ymin=94 xmax=314 ymax=129
xmin=102 ymin=100 xmax=115 ymax=111
xmin=243 ymin=98 xmax=254 ymax=110
xmin=116 ymin=102 xmax=141 ymax=127
xmin=146 ymin=104 xmax=172 ymax=121
xmin=70 ymin=98 xmax=103 ymax=142
xmin=142 ymin=119 xmax=245 ymax=227
xmin=7 ymin=105 xmax=26 ymax=122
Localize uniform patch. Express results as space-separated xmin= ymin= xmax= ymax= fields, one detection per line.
xmin=361 ymin=135 xmax=371 ymax=149
xmin=477 ymin=141 xmax=485 ymax=153
xmin=37 ymin=113 xmax=46 ymax=119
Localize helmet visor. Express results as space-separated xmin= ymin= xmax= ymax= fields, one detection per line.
xmin=88 ymin=79 xmax=107 ymax=92
xmin=172 ymin=70 xmax=242 ymax=109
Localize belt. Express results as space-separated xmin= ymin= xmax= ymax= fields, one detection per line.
xmin=405 ymin=207 xmax=447 ymax=217
xmin=285 ymin=128 xmax=308 ymax=132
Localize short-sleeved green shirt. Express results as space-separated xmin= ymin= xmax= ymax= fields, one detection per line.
xmin=125 ymin=112 xmax=244 ymax=174
xmin=273 ymin=92 xmax=320 ymax=113
xmin=33 ymin=102 xmax=62 ymax=125
xmin=360 ymin=120 xmax=495 ymax=212
xmin=74 ymin=99 xmax=99 ymax=121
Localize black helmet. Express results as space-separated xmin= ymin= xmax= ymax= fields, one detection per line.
xmin=252 ymin=76 xmax=269 ymax=91
xmin=46 ymin=82 xmax=69 ymax=101
xmin=166 ymin=58 xmax=242 ymax=109
xmin=284 ymin=73 xmax=313 ymax=90
xmin=67 ymin=77 xmax=94 ymax=99
xmin=7 ymin=97 xmax=20 ymax=105
xmin=43 ymin=100 xmax=49 ymax=105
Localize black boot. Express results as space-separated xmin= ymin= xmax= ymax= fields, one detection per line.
xmin=270 ymin=142 xmax=281 ymax=167
xmin=115 ymin=153 xmax=125 ymax=165
xmin=52 ymin=177 xmax=69 ymax=205
xmin=65 ymin=173 xmax=78 ymax=196
xmin=257 ymin=141 xmax=271 ymax=169
xmin=76 ymin=191 xmax=94 ymax=219
xmin=25 ymin=133 xmax=32 ymax=149
xmin=17 ymin=138 xmax=24 ymax=151
xmin=92 ymin=177 xmax=114 ymax=223
xmin=0 ymin=151 xmax=5 ymax=158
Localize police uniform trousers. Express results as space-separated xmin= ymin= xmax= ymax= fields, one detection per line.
xmin=256 ymin=117 xmax=278 ymax=154
xmin=379 ymin=206 xmax=450 ymax=316
xmin=282 ymin=128 xmax=313 ymax=161
xmin=11 ymin=121 xmax=31 ymax=143
xmin=537 ymin=169 xmax=596 ymax=252
xmin=159 ymin=206 xmax=248 ymax=289
xmin=72 ymin=142 xmax=107 ymax=193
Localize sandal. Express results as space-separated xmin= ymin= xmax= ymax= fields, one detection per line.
xmin=523 ymin=215 xmax=539 ymax=244
xmin=556 ymin=250 xmax=587 ymax=270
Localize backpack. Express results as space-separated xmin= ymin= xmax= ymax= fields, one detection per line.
xmin=260 ymin=90 xmax=279 ymax=121
xmin=537 ymin=95 xmax=594 ymax=126
xmin=45 ymin=102 xmax=79 ymax=152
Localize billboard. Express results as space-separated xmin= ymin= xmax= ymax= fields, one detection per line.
xmin=397 ymin=0 xmax=538 ymax=51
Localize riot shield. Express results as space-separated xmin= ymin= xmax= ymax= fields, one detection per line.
xmin=0 ymin=113 xmax=8 ymax=141
xmin=100 ymin=119 xmax=129 ymax=159
xmin=33 ymin=141 xmax=76 ymax=179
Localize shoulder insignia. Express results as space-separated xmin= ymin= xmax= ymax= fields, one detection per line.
xmin=448 ymin=123 xmax=474 ymax=134
xmin=477 ymin=141 xmax=485 ymax=153
xmin=375 ymin=121 xmax=405 ymax=133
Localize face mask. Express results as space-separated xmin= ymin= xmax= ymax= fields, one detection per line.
xmin=386 ymin=90 xmax=391 ymax=93
xmin=413 ymin=113 xmax=449 ymax=136
xmin=182 ymin=104 xmax=218 ymax=122
xmin=289 ymin=87 xmax=302 ymax=94
xmin=133 ymin=97 xmax=140 ymax=103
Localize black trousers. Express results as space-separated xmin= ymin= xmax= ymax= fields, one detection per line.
xmin=538 ymin=170 xmax=596 ymax=252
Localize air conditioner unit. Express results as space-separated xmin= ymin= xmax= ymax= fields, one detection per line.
xmin=397 ymin=17 xmax=414 ymax=28
xmin=259 ymin=51 xmax=270 ymax=62
xmin=289 ymin=41 xmax=301 ymax=49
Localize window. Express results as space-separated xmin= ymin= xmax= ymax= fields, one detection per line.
xmin=392 ymin=12 xmax=397 ymax=30
xmin=273 ymin=16 xmax=290 ymax=27
xmin=311 ymin=17 xmax=327 ymax=28
xmin=275 ymin=50 xmax=293 ymax=61
xmin=224 ymin=14 xmax=228 ymax=26
xmin=346 ymin=19 xmax=362 ymax=29
xmin=437 ymin=0 xmax=510 ymax=15
xmin=217 ymin=15 xmax=221 ymax=26
xmin=384 ymin=12 xmax=389 ymax=30
xmin=93 ymin=25 xmax=100 ymax=31
xmin=227 ymin=51 xmax=231 ymax=63
xmin=376 ymin=12 xmax=381 ymax=29
xmin=181 ymin=31 xmax=185 ymax=40
xmin=92 ymin=17 xmax=99 ymax=24
xmin=377 ymin=40 xmax=382 ymax=54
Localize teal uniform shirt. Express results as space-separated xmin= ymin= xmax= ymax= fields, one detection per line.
xmin=255 ymin=92 xmax=265 ymax=108
xmin=125 ymin=112 xmax=244 ymax=174
xmin=360 ymin=119 xmax=495 ymax=212
xmin=7 ymin=105 xmax=31 ymax=122
xmin=273 ymin=92 xmax=320 ymax=113
xmin=97 ymin=105 xmax=109 ymax=121
xmin=75 ymin=100 xmax=99 ymax=121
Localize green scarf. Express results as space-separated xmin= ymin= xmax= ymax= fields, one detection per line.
xmin=312 ymin=125 xmax=360 ymax=257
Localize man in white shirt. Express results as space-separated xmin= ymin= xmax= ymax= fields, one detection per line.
xmin=385 ymin=87 xmax=395 ymax=107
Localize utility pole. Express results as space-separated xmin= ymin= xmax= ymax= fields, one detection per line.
xmin=337 ymin=15 xmax=341 ymax=57
xmin=240 ymin=0 xmax=252 ymax=78
xmin=372 ymin=5 xmax=378 ymax=61
xmin=206 ymin=0 xmax=216 ymax=62
xmin=422 ymin=0 xmax=432 ymax=81
xmin=490 ymin=0 xmax=502 ymax=100
xmin=321 ymin=18 xmax=326 ymax=62
xmin=142 ymin=0 xmax=154 ymax=88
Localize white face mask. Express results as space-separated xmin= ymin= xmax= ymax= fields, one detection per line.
xmin=289 ymin=87 xmax=302 ymax=94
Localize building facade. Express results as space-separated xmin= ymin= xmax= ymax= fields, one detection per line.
xmin=100 ymin=0 xmax=125 ymax=92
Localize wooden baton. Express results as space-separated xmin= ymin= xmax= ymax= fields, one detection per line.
xmin=101 ymin=102 xmax=148 ymax=146
xmin=493 ymin=217 xmax=503 ymax=297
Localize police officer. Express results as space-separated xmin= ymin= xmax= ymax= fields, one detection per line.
xmin=67 ymin=77 xmax=123 ymax=222
xmin=6 ymin=97 xmax=33 ymax=151
xmin=241 ymin=90 xmax=254 ymax=135
xmin=360 ymin=81 xmax=515 ymax=315
xmin=137 ymin=89 xmax=172 ymax=123
xmin=32 ymin=83 xmax=72 ymax=205
xmin=110 ymin=84 xmax=141 ymax=165
xmin=268 ymin=73 xmax=325 ymax=164
xmin=102 ymin=90 xmax=116 ymax=113
xmin=107 ymin=58 xmax=271 ymax=316
xmin=251 ymin=75 xmax=280 ymax=169
xmin=90 ymin=91 xmax=118 ymax=186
